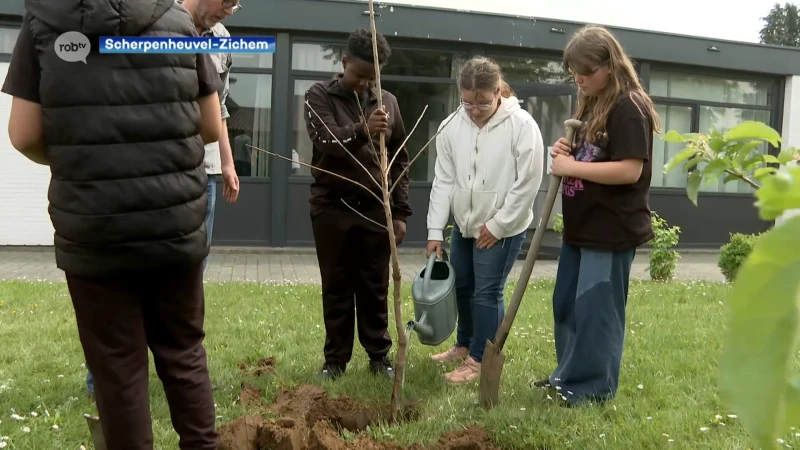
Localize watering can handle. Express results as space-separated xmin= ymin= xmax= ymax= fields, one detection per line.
xmin=421 ymin=249 xmax=447 ymax=294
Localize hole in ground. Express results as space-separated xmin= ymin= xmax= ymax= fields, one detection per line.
xmin=219 ymin=384 xmax=499 ymax=450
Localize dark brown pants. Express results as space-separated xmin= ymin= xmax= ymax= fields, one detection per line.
xmin=311 ymin=202 xmax=392 ymax=366
xmin=66 ymin=262 xmax=219 ymax=450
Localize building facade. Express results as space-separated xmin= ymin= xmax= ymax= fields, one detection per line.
xmin=2 ymin=0 xmax=800 ymax=250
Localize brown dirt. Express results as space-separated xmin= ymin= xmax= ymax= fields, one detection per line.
xmin=219 ymin=384 xmax=499 ymax=450
xmin=239 ymin=356 xmax=277 ymax=377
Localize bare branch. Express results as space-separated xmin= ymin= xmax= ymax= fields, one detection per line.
xmin=353 ymin=91 xmax=381 ymax=168
xmin=247 ymin=144 xmax=384 ymax=205
xmin=341 ymin=199 xmax=387 ymax=229
xmin=389 ymin=106 xmax=462 ymax=194
xmin=388 ymin=104 xmax=428 ymax=173
xmin=305 ymin=100 xmax=381 ymax=189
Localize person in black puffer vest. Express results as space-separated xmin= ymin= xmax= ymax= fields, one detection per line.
xmin=2 ymin=0 xmax=223 ymax=448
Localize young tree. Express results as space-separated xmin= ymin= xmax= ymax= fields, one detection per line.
xmin=251 ymin=0 xmax=459 ymax=422
xmin=663 ymin=121 xmax=800 ymax=449
xmin=760 ymin=2 xmax=800 ymax=47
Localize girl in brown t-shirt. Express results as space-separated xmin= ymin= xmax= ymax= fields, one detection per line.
xmin=534 ymin=25 xmax=662 ymax=406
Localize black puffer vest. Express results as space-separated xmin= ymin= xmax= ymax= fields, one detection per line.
xmin=25 ymin=0 xmax=209 ymax=277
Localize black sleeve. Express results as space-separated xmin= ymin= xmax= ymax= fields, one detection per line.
xmin=606 ymin=92 xmax=651 ymax=162
xmin=303 ymin=82 xmax=370 ymax=157
xmin=387 ymin=99 xmax=412 ymax=220
xmin=196 ymin=53 xmax=222 ymax=97
xmin=0 ymin=19 xmax=41 ymax=103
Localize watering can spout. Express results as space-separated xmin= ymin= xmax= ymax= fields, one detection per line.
xmin=409 ymin=312 xmax=434 ymax=340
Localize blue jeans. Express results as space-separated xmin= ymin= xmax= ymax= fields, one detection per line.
xmin=548 ymin=242 xmax=635 ymax=404
xmin=85 ymin=176 xmax=217 ymax=393
xmin=449 ymin=224 xmax=525 ymax=363
xmin=86 ymin=370 xmax=94 ymax=395
xmin=202 ymin=176 xmax=217 ymax=272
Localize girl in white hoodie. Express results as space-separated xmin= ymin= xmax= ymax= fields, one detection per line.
xmin=426 ymin=57 xmax=546 ymax=384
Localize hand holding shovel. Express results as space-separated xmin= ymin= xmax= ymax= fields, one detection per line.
xmin=479 ymin=118 xmax=583 ymax=410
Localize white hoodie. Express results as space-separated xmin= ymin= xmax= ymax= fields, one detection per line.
xmin=427 ymin=96 xmax=545 ymax=242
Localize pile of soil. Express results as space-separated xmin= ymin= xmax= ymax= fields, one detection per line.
xmin=239 ymin=357 xmax=276 ymax=377
xmin=219 ymin=384 xmax=499 ymax=450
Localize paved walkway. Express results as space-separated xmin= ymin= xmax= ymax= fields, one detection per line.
xmin=0 ymin=247 xmax=725 ymax=283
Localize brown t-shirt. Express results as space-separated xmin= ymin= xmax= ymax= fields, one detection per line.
xmin=1 ymin=20 xmax=221 ymax=103
xmin=561 ymin=92 xmax=655 ymax=251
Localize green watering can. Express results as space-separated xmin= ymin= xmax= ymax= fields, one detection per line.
xmin=408 ymin=250 xmax=457 ymax=346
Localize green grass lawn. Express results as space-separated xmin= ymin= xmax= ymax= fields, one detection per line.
xmin=0 ymin=278 xmax=791 ymax=449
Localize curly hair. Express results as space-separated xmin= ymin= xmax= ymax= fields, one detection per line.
xmin=346 ymin=28 xmax=391 ymax=65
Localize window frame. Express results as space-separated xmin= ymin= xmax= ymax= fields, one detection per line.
xmin=223 ymin=27 xmax=276 ymax=180
xmin=647 ymin=63 xmax=784 ymax=196
xmin=0 ymin=23 xmax=22 ymax=60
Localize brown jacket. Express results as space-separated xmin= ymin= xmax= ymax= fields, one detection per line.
xmin=303 ymin=74 xmax=412 ymax=221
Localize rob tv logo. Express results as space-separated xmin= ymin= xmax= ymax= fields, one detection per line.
xmin=55 ymin=31 xmax=91 ymax=64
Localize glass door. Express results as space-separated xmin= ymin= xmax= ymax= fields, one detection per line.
xmin=513 ymin=84 xmax=577 ymax=176
xmin=511 ymin=84 xmax=576 ymax=238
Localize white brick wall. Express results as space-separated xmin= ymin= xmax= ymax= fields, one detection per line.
xmin=0 ymin=62 xmax=54 ymax=246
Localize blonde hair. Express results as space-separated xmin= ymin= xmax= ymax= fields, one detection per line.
xmin=563 ymin=25 xmax=661 ymax=143
xmin=457 ymin=56 xmax=515 ymax=98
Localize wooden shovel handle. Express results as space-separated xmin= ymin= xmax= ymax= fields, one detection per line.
xmin=491 ymin=119 xmax=583 ymax=351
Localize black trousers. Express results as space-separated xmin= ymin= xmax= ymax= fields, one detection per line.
xmin=65 ymin=262 xmax=219 ymax=450
xmin=311 ymin=201 xmax=392 ymax=366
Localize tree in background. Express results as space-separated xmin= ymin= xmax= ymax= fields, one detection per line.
xmin=759 ymin=2 xmax=800 ymax=46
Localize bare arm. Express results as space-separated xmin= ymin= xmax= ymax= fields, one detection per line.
xmin=2 ymin=19 xmax=47 ymax=165
xmin=218 ymin=63 xmax=235 ymax=170
xmin=8 ymin=97 xmax=47 ymax=165
xmin=198 ymin=93 xmax=221 ymax=144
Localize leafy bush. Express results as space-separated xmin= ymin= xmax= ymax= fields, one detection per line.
xmin=647 ymin=212 xmax=681 ymax=281
xmin=551 ymin=213 xmax=564 ymax=239
xmin=718 ymin=232 xmax=762 ymax=284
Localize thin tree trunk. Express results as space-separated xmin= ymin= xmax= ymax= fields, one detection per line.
xmin=365 ymin=0 xmax=407 ymax=423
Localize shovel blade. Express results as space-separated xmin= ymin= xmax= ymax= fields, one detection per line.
xmin=479 ymin=340 xmax=506 ymax=410
xmin=84 ymin=414 xmax=107 ymax=450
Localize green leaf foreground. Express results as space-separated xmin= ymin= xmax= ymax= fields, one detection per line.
xmin=663 ymin=121 xmax=800 ymax=449
xmin=719 ymin=214 xmax=800 ymax=449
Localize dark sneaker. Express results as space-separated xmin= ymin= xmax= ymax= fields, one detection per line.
xmin=369 ymin=357 xmax=395 ymax=380
xmin=317 ymin=363 xmax=345 ymax=381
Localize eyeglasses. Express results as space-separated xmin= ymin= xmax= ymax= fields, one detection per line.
xmin=222 ymin=0 xmax=242 ymax=12
xmin=461 ymin=101 xmax=494 ymax=111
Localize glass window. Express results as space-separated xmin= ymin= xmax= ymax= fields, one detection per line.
xmin=291 ymin=79 xmax=460 ymax=181
xmin=650 ymin=71 xmax=772 ymax=106
xmin=291 ymin=43 xmax=465 ymax=78
xmin=519 ymin=92 xmax=575 ymax=175
xmin=0 ymin=27 xmax=19 ymax=55
xmin=383 ymin=81 xmax=460 ymax=181
xmin=490 ymin=55 xmax=571 ymax=85
xmin=226 ymin=74 xmax=272 ymax=178
xmin=697 ymin=106 xmax=770 ymax=193
xmin=292 ymin=43 xmax=345 ymax=72
xmin=381 ymin=49 xmax=463 ymax=78
xmin=291 ymin=79 xmax=319 ymax=176
xmin=232 ymin=52 xmax=273 ymax=69
xmin=653 ymin=104 xmax=693 ymax=188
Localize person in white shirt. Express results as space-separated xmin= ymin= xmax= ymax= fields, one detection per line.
xmin=425 ymin=56 xmax=545 ymax=385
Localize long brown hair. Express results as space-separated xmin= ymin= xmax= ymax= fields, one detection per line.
xmin=563 ymin=25 xmax=661 ymax=143
xmin=457 ymin=56 xmax=515 ymax=98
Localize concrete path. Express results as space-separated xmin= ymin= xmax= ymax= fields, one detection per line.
xmin=0 ymin=247 xmax=725 ymax=283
